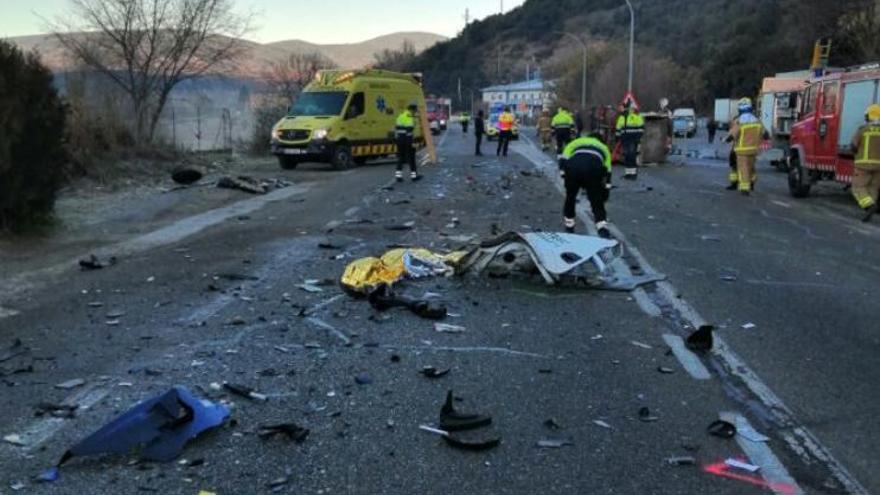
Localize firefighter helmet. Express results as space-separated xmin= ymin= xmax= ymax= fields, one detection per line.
xmin=866 ymin=104 xmax=880 ymax=122
xmin=738 ymin=97 xmax=753 ymax=113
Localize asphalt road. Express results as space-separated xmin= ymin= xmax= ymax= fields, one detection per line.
xmin=0 ymin=125 xmax=875 ymax=494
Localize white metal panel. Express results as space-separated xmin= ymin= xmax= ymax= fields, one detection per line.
xmin=838 ymin=79 xmax=877 ymax=149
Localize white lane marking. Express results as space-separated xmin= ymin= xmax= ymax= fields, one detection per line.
xmin=721 ymin=411 xmax=804 ymax=495
xmin=518 ymin=133 xmax=867 ymax=494
xmin=0 ymin=185 xmax=311 ymax=301
xmin=662 ymin=334 xmax=711 ymax=380
xmin=18 ymin=385 xmax=109 ymax=451
xmin=384 ymin=344 xmax=547 ymax=358
xmin=305 ymin=316 xmax=351 ymax=345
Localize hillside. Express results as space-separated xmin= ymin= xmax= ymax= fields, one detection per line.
xmin=407 ymin=0 xmax=865 ymax=109
xmin=5 ymin=31 xmax=446 ymax=75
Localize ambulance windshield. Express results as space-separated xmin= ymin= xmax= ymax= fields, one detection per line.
xmin=290 ymin=91 xmax=349 ymax=116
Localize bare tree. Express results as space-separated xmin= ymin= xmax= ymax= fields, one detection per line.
xmin=839 ymin=0 xmax=880 ymax=62
xmin=264 ymin=52 xmax=336 ymax=105
xmin=373 ymin=41 xmax=417 ymax=71
xmin=52 ymin=0 xmax=251 ymax=145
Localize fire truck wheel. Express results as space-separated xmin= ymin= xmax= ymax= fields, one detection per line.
xmin=787 ymin=154 xmax=811 ymax=198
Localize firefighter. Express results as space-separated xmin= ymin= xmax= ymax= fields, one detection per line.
xmin=394 ymin=102 xmax=419 ymax=182
xmin=724 ymin=97 xmax=767 ymax=195
xmin=725 ymin=148 xmax=739 ymax=190
xmin=537 ymin=108 xmax=553 ymax=151
xmin=460 ymin=112 xmax=470 ymax=135
xmin=850 ymin=103 xmax=880 ymax=221
xmin=496 ymin=106 xmax=515 ymax=157
xmin=559 ymin=132 xmax=613 ymax=239
xmin=615 ymin=99 xmax=645 ymax=180
xmin=551 ymin=106 xmax=575 ymax=157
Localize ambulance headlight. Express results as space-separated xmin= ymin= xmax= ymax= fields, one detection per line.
xmin=313 ymin=128 xmax=329 ymax=139
xmin=271 ymin=128 xmax=281 ymax=140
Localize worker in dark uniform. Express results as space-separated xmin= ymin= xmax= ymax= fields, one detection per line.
xmin=559 ymin=133 xmax=613 ymax=239
xmin=394 ymin=103 xmax=419 ymax=182
xmin=474 ymin=109 xmax=485 ymax=156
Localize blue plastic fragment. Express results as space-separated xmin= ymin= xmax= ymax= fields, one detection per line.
xmin=59 ymin=386 xmax=229 ymax=465
xmin=35 ymin=467 xmax=59 ymax=483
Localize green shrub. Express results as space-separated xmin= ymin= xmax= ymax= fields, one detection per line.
xmin=0 ymin=40 xmax=68 ymax=231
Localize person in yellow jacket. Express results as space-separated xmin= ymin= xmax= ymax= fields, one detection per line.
xmin=615 ymin=100 xmax=645 ymax=180
xmin=559 ymin=133 xmax=614 ymax=239
xmin=724 ymin=97 xmax=768 ymax=195
xmin=551 ymin=106 xmax=575 ymax=157
xmin=496 ymin=106 xmax=516 ymax=157
xmin=394 ymin=103 xmax=420 ymax=182
xmin=537 ymin=108 xmax=553 ymax=151
xmin=850 ymin=103 xmax=880 ymax=221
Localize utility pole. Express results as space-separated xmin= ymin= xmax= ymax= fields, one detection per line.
xmin=500 ymin=0 xmax=504 ymax=14
xmin=457 ymin=77 xmax=462 ymax=109
xmin=463 ymin=8 xmax=469 ymax=27
xmin=624 ymin=0 xmax=635 ymax=94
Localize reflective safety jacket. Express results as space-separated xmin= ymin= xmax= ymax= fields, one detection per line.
xmin=561 ymin=137 xmax=612 ymax=173
xmin=615 ymin=111 xmax=645 ymax=139
xmin=852 ymin=124 xmax=880 ymax=169
xmin=460 ymin=113 xmax=470 ymax=122
xmin=551 ymin=110 xmax=574 ymax=129
xmin=395 ymin=110 xmax=415 ymax=137
xmin=498 ymin=111 xmax=515 ymax=131
xmin=729 ymin=113 xmax=765 ymax=156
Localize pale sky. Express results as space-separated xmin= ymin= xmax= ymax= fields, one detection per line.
xmin=0 ymin=0 xmax=526 ymax=44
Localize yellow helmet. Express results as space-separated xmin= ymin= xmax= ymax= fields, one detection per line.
xmin=738 ymin=97 xmax=752 ymax=106
xmin=866 ymin=104 xmax=880 ymax=122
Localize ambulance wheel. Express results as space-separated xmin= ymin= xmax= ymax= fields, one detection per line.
xmin=331 ymin=143 xmax=353 ymax=170
xmin=787 ymin=154 xmax=811 ymax=198
xmin=278 ymin=156 xmax=299 ymax=170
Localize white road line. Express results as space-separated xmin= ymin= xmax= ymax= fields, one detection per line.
xmin=305 ymin=316 xmax=351 ymax=345
xmin=517 ymin=134 xmax=867 ymax=494
xmin=662 ymin=334 xmax=711 ymax=380
xmin=384 ymin=344 xmax=548 ymax=358
xmin=721 ymin=411 xmax=804 ymax=495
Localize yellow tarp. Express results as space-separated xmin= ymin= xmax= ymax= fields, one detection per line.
xmin=340 ymin=248 xmax=467 ymax=293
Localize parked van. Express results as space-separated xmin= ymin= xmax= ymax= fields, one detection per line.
xmin=271 ymin=69 xmax=427 ymax=170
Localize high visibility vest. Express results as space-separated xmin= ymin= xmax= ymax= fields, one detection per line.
xmin=395 ymin=111 xmax=415 ymax=137
xmin=499 ymin=112 xmax=514 ymax=131
xmin=856 ymin=125 xmax=880 ymax=169
xmin=551 ymin=112 xmax=574 ymax=128
xmin=735 ymin=122 xmax=763 ymax=155
xmin=562 ymin=137 xmax=612 ymax=172
xmin=616 ymin=113 xmax=644 ymax=133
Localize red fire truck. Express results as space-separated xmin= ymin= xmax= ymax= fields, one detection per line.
xmin=425 ymin=96 xmax=451 ymax=134
xmin=788 ymin=63 xmax=880 ymax=197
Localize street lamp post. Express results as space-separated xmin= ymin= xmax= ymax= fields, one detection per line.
xmin=558 ymin=31 xmax=587 ymax=113
xmin=624 ymin=0 xmax=635 ymax=94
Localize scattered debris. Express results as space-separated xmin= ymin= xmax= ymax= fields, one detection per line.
xmin=367 ymin=284 xmax=447 ymax=320
xmin=257 ymin=423 xmax=309 ymax=443
xmin=592 ymin=420 xmax=612 ymax=429
xmin=741 ymin=322 xmax=756 ymax=330
xmin=266 ymin=477 xmax=290 ymax=489
xmin=35 ymin=402 xmax=78 ymax=419
xmin=9 ymin=481 xmax=25 ymax=491
xmin=699 ymin=235 xmax=722 ymax=242
xmin=0 ymin=339 xmax=27 ymax=363
xmin=685 ymin=325 xmax=713 ymax=353
xmin=666 ymin=456 xmax=696 ymax=466
xmin=385 ymin=220 xmax=416 ymax=231
xmin=434 ymin=322 xmax=466 ymax=334
xmin=223 ymin=383 xmax=268 ymax=401
xmin=217 ymin=175 xmax=272 ymax=194
xmin=638 ymin=407 xmax=659 ymax=422
xmin=720 ymin=274 xmax=738 ymax=282
xmin=536 ymin=439 xmax=573 ymax=448
xmin=3 ymin=434 xmax=26 ymax=446
xmin=78 ymin=254 xmax=117 ymax=270
xmin=420 ymin=366 xmax=450 ymax=379
xmin=725 ymin=458 xmax=761 ymax=473
xmin=34 ymin=467 xmax=59 ymax=483
xmin=630 ymin=340 xmax=653 ymax=350
xmin=657 ymin=366 xmax=675 ymax=374
xmin=59 ymin=386 xmax=229 ymax=464
xmin=296 ymin=280 xmax=325 ymax=293
xmin=440 ymin=391 xmax=492 ymax=431
xmin=544 ymin=418 xmax=562 ymax=430
xmin=707 ymin=419 xmax=737 ymax=439
xmin=354 ymin=373 xmax=373 ymax=385
xmin=341 ymin=248 xmax=467 ymax=294
xmin=55 ymin=378 xmax=86 ymax=390
xmin=171 ymin=166 xmax=205 ymax=185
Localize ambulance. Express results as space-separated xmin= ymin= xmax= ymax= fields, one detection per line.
xmin=271 ymin=69 xmax=427 ymax=170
